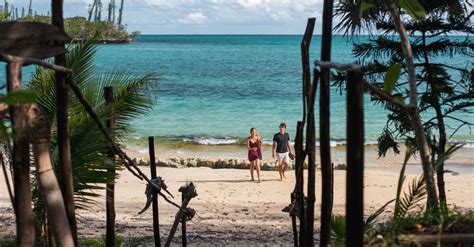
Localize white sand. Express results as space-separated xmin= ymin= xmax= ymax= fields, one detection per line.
xmin=1 ymin=159 xmax=472 ymax=245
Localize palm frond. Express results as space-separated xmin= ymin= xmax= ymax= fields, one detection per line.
xmin=396 ymin=175 xmax=427 ymax=219
xmin=364 ymin=199 xmax=395 ymax=233
xmin=394 ymin=147 xmax=413 ymax=218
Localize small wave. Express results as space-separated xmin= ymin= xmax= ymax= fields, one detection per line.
xmin=183 ymin=136 xmax=239 ymax=145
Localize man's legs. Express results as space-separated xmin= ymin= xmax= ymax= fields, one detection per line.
xmin=281 ymin=161 xmax=288 ymax=179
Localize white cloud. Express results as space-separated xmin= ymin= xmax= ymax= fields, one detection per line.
xmin=176 ymin=11 xmax=207 ymax=24
xmin=237 ymin=0 xmax=263 ymax=8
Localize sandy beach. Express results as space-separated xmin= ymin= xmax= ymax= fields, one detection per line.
xmin=0 ymin=145 xmax=472 ymax=245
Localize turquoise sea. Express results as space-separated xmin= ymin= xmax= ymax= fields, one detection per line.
xmin=100 ymin=35 xmax=472 ymax=147
xmin=5 ymin=35 xmax=474 ymax=147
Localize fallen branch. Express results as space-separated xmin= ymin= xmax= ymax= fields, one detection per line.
xmin=0 ymin=53 xmax=72 ymax=73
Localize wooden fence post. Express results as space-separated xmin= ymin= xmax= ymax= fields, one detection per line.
xmin=181 ymin=190 xmax=187 ymax=247
xmin=305 ymin=68 xmax=318 ymax=246
xmin=319 ymin=0 xmax=335 ymax=245
xmin=148 ymin=136 xmax=161 ymax=247
xmin=7 ymin=61 xmax=36 ymax=246
xmin=294 ymin=121 xmax=306 ymax=246
xmin=346 ymin=71 xmax=364 ymax=246
xmin=105 ymin=86 xmax=116 ymax=247
xmin=52 ymin=0 xmax=78 ymax=243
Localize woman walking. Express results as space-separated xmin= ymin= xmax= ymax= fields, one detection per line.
xmin=247 ymin=127 xmax=262 ymax=182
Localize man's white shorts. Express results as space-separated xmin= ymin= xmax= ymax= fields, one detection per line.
xmin=276 ymin=152 xmax=290 ymax=165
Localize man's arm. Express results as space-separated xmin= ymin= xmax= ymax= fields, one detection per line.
xmin=272 ymin=141 xmax=276 ymax=159
xmin=287 ymin=140 xmax=292 ymax=154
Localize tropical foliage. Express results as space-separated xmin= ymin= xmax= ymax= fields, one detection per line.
xmin=27 ymin=38 xmax=156 ymax=217
xmin=334 ymin=0 xmax=473 ymax=207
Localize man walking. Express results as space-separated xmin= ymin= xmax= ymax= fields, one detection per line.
xmin=272 ymin=122 xmax=293 ymax=180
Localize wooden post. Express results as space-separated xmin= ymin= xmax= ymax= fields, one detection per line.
xmin=319 ymin=0 xmax=335 ymax=245
xmin=294 ymin=121 xmax=306 ymax=246
xmin=290 ymin=192 xmax=298 ymax=247
xmin=105 ymin=87 xmax=116 ymax=247
xmin=305 ymin=69 xmax=318 ymax=246
xmin=148 ymin=136 xmax=161 ymax=247
xmin=346 ymin=71 xmax=364 ymax=246
xmin=181 ymin=191 xmax=187 ymax=247
xmin=52 ymin=0 xmax=77 ymax=243
xmin=7 ymin=61 xmax=36 ymax=246
xmin=165 ymin=183 xmax=197 ymax=247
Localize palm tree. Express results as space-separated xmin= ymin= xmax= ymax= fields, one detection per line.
xmin=27 ymin=38 xmax=157 ymax=236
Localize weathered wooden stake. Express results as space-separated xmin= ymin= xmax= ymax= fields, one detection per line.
xmin=148 ymin=136 xmax=161 ymax=247
xmin=105 ymin=87 xmax=116 ymax=247
xmin=52 ymin=0 xmax=78 ymax=243
xmin=181 ymin=190 xmax=187 ymax=247
xmin=7 ymin=61 xmax=35 ymax=246
xmin=301 ymin=17 xmax=317 ymax=246
xmin=319 ymin=1 xmax=335 ymax=245
xmin=346 ymin=71 xmax=364 ymax=246
xmin=294 ymin=121 xmax=306 ymax=246
xmin=165 ymin=183 xmax=197 ymax=247
xmin=305 ymin=69 xmax=318 ymax=246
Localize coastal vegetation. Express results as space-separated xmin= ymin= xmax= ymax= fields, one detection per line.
xmin=0 ymin=0 xmax=137 ymax=42
xmin=25 ymin=38 xmax=156 ymax=244
xmin=334 ymin=0 xmax=473 ymax=210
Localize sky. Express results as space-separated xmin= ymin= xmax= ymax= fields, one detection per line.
xmin=6 ymin=0 xmax=327 ymax=34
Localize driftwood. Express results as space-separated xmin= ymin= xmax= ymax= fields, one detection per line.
xmin=27 ymin=103 xmax=74 ymax=246
xmin=138 ymin=177 xmax=171 ymax=214
xmin=165 ymin=183 xmax=197 ymax=247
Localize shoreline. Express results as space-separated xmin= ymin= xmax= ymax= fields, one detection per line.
xmin=124 ymin=142 xmax=474 ymax=175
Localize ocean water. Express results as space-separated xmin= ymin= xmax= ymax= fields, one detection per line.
xmin=97 ymin=35 xmax=472 ymax=146
xmin=3 ymin=35 xmax=473 ymax=147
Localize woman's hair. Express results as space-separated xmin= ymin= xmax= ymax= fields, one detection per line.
xmin=249 ymin=127 xmax=259 ymax=140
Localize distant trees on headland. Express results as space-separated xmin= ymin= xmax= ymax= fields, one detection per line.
xmin=0 ymin=0 xmax=139 ymax=43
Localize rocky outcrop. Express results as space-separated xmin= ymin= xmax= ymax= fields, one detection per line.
xmin=130 ymin=157 xmax=311 ymax=171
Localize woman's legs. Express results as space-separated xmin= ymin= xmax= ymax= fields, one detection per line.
xmin=255 ymin=159 xmax=261 ymax=182
xmin=249 ymin=160 xmax=255 ymax=181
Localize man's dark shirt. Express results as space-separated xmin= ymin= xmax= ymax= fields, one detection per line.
xmin=273 ymin=132 xmax=290 ymax=153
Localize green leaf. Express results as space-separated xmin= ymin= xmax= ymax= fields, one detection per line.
xmin=360 ymin=2 xmax=375 ymax=16
xmin=0 ymin=90 xmax=37 ymax=105
xmin=384 ymin=63 xmax=401 ymax=94
xmin=0 ymin=119 xmax=11 ymax=144
xmin=399 ymin=0 xmax=427 ymax=20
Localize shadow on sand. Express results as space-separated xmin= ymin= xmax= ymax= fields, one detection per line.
xmin=176 ymin=178 xmax=282 ymax=183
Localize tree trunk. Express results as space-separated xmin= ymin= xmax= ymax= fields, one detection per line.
xmin=105 ymin=87 xmax=116 ymax=247
xmin=27 ymin=103 xmax=74 ymax=246
xmin=7 ymin=61 xmax=36 ymax=247
xmin=434 ymin=100 xmax=447 ymax=206
xmin=421 ymin=31 xmax=447 ymax=208
xmin=117 ymin=0 xmax=124 ymax=27
xmin=52 ymin=0 xmax=78 ymax=243
xmin=385 ymin=0 xmax=439 ymax=210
